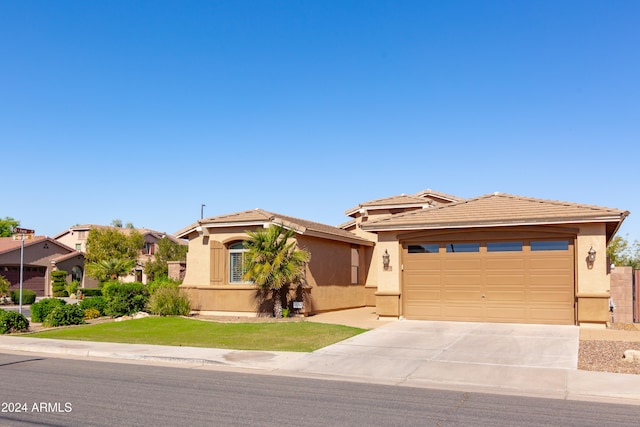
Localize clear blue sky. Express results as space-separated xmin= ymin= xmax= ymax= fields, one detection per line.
xmin=2 ymin=1 xmax=639 ymax=241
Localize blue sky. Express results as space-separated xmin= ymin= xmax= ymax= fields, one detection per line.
xmin=2 ymin=1 xmax=639 ymax=241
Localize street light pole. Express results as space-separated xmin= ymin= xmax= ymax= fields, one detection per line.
xmin=19 ymin=237 xmax=24 ymax=314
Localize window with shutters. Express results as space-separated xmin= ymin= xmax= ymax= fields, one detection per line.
xmin=229 ymin=242 xmax=249 ymax=283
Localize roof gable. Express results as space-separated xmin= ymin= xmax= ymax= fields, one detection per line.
xmin=176 ymin=209 xmax=373 ymax=246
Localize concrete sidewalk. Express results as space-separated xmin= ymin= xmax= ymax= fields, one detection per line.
xmin=1 ymin=309 xmax=639 ymax=406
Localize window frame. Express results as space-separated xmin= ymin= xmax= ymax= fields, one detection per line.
xmin=228 ymin=242 xmax=250 ymax=284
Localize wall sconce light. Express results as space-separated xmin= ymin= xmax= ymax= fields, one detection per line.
xmin=588 ymin=246 xmax=596 ymax=263
xmin=382 ymin=249 xmax=390 ymax=271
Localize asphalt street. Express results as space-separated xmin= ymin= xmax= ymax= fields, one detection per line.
xmin=1 ymin=352 xmax=638 ymax=427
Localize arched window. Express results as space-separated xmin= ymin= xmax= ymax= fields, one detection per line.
xmin=229 ymin=242 xmax=249 ymax=283
xmin=71 ymin=266 xmax=83 ymax=283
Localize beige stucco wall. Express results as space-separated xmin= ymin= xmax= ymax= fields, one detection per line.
xmin=181 ymin=226 xmax=369 ymax=314
xmin=575 ymin=223 xmax=609 ymax=295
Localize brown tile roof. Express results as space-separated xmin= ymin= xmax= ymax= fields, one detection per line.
xmin=0 ymin=236 xmax=47 ymax=255
xmin=344 ymin=194 xmax=433 ymax=216
xmin=345 ymin=189 xmax=461 ymax=216
xmin=361 ymin=192 xmax=629 ymax=240
xmin=177 ymin=209 xmax=373 ymax=246
xmin=55 ymin=224 xmax=184 ymax=244
xmin=413 ymin=188 xmax=462 ymax=202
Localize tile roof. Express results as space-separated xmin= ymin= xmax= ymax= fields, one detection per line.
xmin=413 ymin=188 xmax=462 ymax=202
xmin=0 ymin=236 xmax=47 ymax=254
xmin=344 ymin=189 xmax=461 ymax=216
xmin=55 ymin=224 xmax=184 ymax=244
xmin=176 ymin=209 xmax=373 ymax=245
xmin=361 ymin=193 xmax=629 ymax=239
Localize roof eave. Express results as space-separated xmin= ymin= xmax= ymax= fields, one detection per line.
xmin=362 ymin=216 xmax=628 ymax=232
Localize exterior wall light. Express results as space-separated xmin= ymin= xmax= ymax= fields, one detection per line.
xmin=587 ymin=246 xmax=596 ymax=269
xmin=382 ymin=249 xmax=390 ymax=271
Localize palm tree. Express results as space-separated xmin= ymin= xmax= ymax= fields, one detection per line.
xmin=243 ymin=225 xmax=310 ymax=318
xmin=86 ymin=258 xmax=136 ymax=282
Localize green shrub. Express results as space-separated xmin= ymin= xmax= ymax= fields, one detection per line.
xmin=31 ymin=298 xmax=66 ymax=322
xmin=79 ymin=296 xmax=106 ymax=316
xmin=10 ymin=290 xmax=36 ymax=305
xmin=0 ymin=309 xmax=29 ymax=334
xmin=147 ymin=277 xmax=181 ymax=295
xmin=102 ymin=282 xmax=149 ymax=317
xmin=51 ymin=270 xmax=68 ymax=297
xmin=0 ymin=274 xmax=9 ymax=297
xmin=81 ymin=288 xmax=102 ymax=297
xmin=83 ymin=308 xmax=101 ymax=320
xmin=147 ymin=286 xmax=191 ymax=316
xmin=43 ymin=304 xmax=85 ymax=327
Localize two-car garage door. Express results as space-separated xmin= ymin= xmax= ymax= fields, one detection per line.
xmin=402 ymin=238 xmax=575 ymax=325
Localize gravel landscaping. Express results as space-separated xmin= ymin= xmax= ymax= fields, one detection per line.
xmin=579 ymin=324 xmax=640 ymax=375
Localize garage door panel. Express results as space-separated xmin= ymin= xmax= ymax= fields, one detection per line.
xmin=405 ymin=258 xmax=441 ymax=270
xmin=485 ymin=290 xmax=526 ymax=302
xmin=443 ymin=289 xmax=481 ymax=301
xmin=406 ymin=273 xmax=441 ymax=286
xmin=443 ymin=304 xmax=483 ymax=321
xmin=486 ymin=258 xmax=525 ymax=270
xmin=445 ymin=259 xmax=482 ymax=270
xmin=485 ymin=305 xmax=526 ymax=322
xmin=486 ymin=274 xmax=526 ymax=286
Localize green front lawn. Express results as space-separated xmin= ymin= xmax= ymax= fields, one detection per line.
xmin=26 ymin=317 xmax=367 ymax=352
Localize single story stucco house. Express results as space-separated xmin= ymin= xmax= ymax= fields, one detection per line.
xmin=176 ymin=189 xmax=628 ymax=327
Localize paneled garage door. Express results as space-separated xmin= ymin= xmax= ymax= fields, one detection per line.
xmin=402 ymin=239 xmax=575 ymax=325
xmin=2 ymin=266 xmax=46 ymax=296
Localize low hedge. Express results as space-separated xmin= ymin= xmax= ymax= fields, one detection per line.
xmin=81 ymin=288 xmax=102 ymax=297
xmin=43 ymin=304 xmax=85 ymax=327
xmin=10 ymin=290 xmax=36 ymax=305
xmin=31 ymin=298 xmax=66 ymax=322
xmin=0 ymin=309 xmax=29 ymax=334
xmin=79 ymin=296 xmax=106 ymax=316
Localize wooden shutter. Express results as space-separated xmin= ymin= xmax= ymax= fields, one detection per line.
xmin=210 ymin=241 xmax=224 ymax=284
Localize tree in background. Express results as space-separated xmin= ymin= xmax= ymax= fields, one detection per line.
xmin=242 ymin=225 xmax=310 ymax=318
xmin=143 ymin=237 xmax=188 ymax=281
xmin=607 ymin=235 xmax=640 ymax=269
xmin=0 ymin=217 xmax=20 ymax=237
xmin=85 ymin=227 xmax=144 ymax=281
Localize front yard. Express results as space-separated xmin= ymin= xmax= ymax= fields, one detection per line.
xmin=25 ymin=316 xmax=367 ymax=352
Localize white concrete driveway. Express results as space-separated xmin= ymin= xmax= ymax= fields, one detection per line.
xmin=286 ymin=320 xmax=580 ymax=396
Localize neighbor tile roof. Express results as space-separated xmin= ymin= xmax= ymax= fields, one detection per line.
xmin=0 ymin=236 xmax=47 ymax=255
xmin=361 ymin=193 xmax=629 ymax=239
xmin=54 ymin=224 xmax=184 ymax=244
xmin=177 ymin=209 xmax=373 ymax=245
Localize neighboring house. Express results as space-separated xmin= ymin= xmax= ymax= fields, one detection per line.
xmin=176 ymin=209 xmax=374 ymax=315
xmin=0 ymin=236 xmax=85 ymax=297
xmin=176 ymin=190 xmax=629 ymax=327
xmin=54 ymin=225 xmax=186 ymax=285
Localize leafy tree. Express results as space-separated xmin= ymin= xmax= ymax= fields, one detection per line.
xmin=607 ymin=235 xmax=640 ymax=269
xmin=0 ymin=217 xmax=20 ymax=237
xmin=86 ymin=258 xmax=136 ymax=282
xmin=111 ymin=219 xmax=123 ymax=228
xmin=144 ymin=238 xmax=188 ymax=281
xmin=243 ymin=225 xmax=310 ymax=318
xmin=85 ymin=227 xmax=144 ymax=281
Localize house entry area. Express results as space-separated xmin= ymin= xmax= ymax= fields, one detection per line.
xmin=401 ymin=234 xmax=575 ymax=325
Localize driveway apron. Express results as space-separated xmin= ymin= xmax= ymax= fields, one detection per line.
xmin=285 ymin=320 xmax=580 ymax=396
